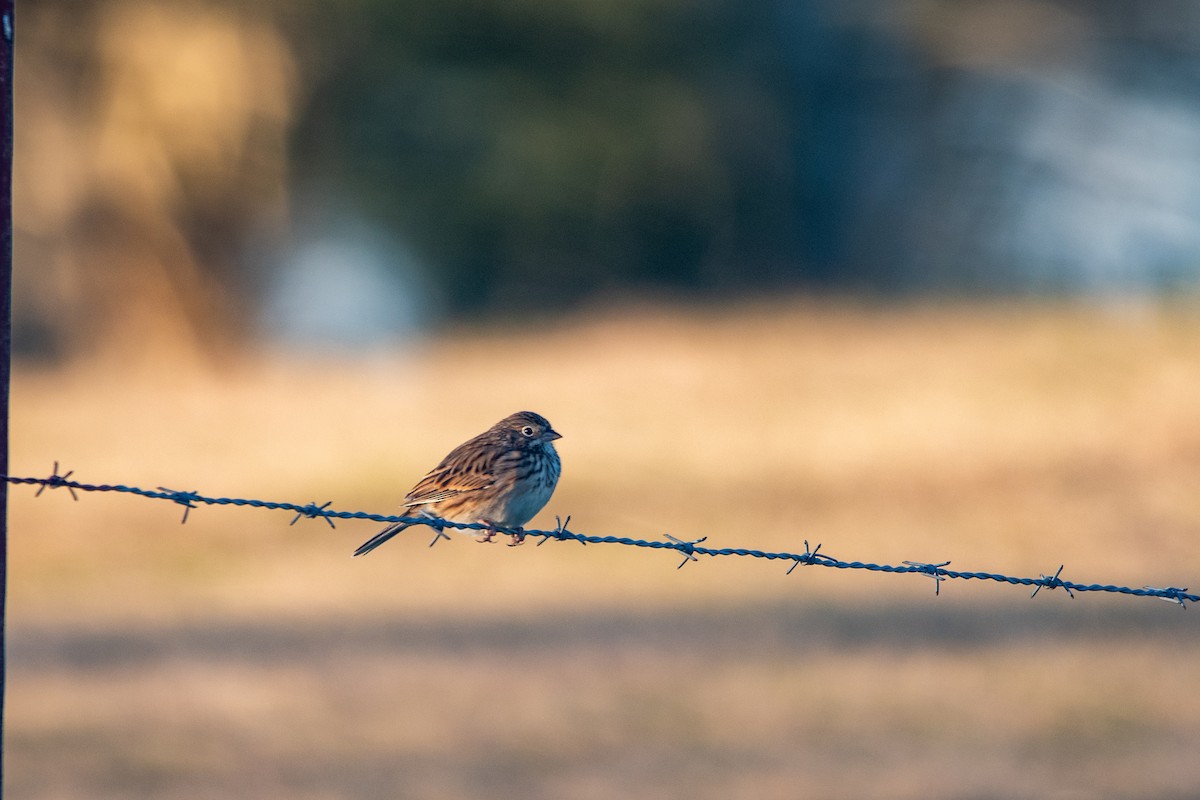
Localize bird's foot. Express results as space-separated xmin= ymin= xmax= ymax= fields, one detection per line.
xmin=507 ymin=528 xmax=527 ymax=547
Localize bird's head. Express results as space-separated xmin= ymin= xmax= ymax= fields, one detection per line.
xmin=498 ymin=411 xmax=561 ymax=447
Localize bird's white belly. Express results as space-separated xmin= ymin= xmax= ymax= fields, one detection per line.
xmin=495 ymin=474 xmax=557 ymax=527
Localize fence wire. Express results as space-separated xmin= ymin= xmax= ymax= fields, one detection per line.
xmin=5 ymin=463 xmax=1195 ymax=607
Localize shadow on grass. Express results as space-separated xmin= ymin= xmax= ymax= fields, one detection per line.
xmin=10 ymin=600 xmax=1191 ymax=670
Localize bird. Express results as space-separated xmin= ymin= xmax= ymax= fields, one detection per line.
xmin=353 ymin=411 xmax=562 ymax=556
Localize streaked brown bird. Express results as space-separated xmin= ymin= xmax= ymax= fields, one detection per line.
xmin=353 ymin=411 xmax=562 ymax=555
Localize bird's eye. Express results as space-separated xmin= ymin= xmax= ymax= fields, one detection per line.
xmin=521 ymin=426 xmax=535 ymax=437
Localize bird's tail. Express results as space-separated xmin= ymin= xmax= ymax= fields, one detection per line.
xmin=353 ymin=521 xmax=410 ymax=557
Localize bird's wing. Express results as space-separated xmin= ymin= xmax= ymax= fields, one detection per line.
xmin=402 ymin=461 xmax=497 ymax=507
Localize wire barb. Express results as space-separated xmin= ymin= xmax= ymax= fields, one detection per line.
xmin=664 ymin=533 xmax=707 ymax=570
xmin=35 ymin=461 xmax=78 ymax=500
xmin=537 ymin=514 xmax=576 ymax=547
xmin=427 ymin=519 xmax=451 ymax=548
xmin=1143 ymin=586 xmax=1189 ymax=608
xmin=1032 ymin=564 xmax=1074 ymax=599
xmin=903 ymin=560 xmax=952 ymax=596
xmin=157 ymin=487 xmax=200 ymax=524
xmin=290 ymin=500 xmax=336 ymax=528
xmin=787 ymin=540 xmax=826 ymax=574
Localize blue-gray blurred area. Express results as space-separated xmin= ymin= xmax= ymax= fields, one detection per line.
xmin=12 ymin=0 xmax=1200 ymax=355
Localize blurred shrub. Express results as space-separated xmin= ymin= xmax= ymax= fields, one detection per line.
xmin=14 ymin=0 xmax=295 ymax=359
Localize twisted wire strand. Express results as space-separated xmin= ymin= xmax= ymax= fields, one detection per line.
xmin=5 ymin=466 xmax=1194 ymax=607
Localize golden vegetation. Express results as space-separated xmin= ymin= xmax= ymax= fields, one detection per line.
xmin=15 ymin=2 xmax=294 ymax=359
xmin=8 ymin=300 xmax=1200 ymax=798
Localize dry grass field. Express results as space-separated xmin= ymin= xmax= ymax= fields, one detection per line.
xmin=6 ymin=299 xmax=1200 ymax=799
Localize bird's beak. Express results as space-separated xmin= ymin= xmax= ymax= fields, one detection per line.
xmin=545 ymin=429 xmax=562 ymax=441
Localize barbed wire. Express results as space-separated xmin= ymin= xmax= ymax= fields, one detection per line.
xmin=4 ymin=462 xmax=1195 ymax=607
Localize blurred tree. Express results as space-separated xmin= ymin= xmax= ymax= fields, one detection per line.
xmin=282 ymin=0 xmax=810 ymax=314
xmin=13 ymin=0 xmax=1200 ymax=359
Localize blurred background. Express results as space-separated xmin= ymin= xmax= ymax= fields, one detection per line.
xmin=7 ymin=0 xmax=1200 ymax=798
